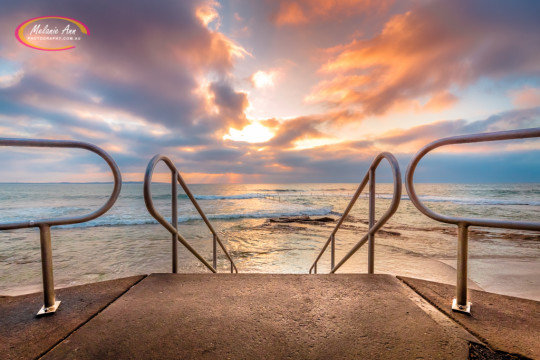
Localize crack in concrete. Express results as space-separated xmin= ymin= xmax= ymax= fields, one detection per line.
xmin=37 ymin=274 xmax=148 ymax=360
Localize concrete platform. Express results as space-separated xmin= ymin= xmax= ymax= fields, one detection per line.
xmin=0 ymin=275 xmax=145 ymax=360
xmin=2 ymin=274 xmax=537 ymax=359
xmin=46 ymin=274 xmax=478 ymax=359
xmin=399 ymin=276 xmax=540 ymax=359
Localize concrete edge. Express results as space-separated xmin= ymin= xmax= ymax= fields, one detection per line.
xmin=38 ymin=274 xmax=148 ymax=359
xmin=393 ymin=276 xmax=484 ymax=344
xmin=397 ymin=276 xmax=534 ymax=360
xmin=396 ymin=277 xmax=487 ymax=340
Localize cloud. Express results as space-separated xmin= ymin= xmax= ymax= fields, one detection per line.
xmin=422 ymin=91 xmax=459 ymax=112
xmin=196 ymin=0 xmax=221 ymax=28
xmin=209 ymin=81 xmax=249 ymax=128
xmin=223 ymin=122 xmax=275 ymax=143
xmin=0 ymin=0 xmax=254 ymax=179
xmin=510 ymin=86 xmax=540 ymax=109
xmin=0 ymin=70 xmax=24 ymax=89
xmin=1 ymin=0 xmax=540 ymax=184
xmin=308 ymin=0 xmax=540 ymax=116
xmin=250 ymin=70 xmax=277 ymax=89
xmin=263 ymin=111 xmax=359 ymax=148
xmin=377 ymin=107 xmax=540 ymax=152
xmin=270 ymin=0 xmax=394 ymax=26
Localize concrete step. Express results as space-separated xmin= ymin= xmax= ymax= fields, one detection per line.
xmin=2 ymin=274 xmax=537 ymax=359
xmin=44 ymin=274 xmax=476 ymax=359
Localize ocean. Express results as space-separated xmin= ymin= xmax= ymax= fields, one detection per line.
xmin=1 ymin=183 xmax=539 ymax=300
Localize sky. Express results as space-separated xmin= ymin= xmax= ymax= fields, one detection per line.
xmin=1 ymin=0 xmax=540 ymax=183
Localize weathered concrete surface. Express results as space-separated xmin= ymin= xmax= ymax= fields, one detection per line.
xmin=399 ymin=276 xmax=540 ymax=359
xmin=0 ymin=275 xmax=145 ymax=360
xmin=44 ymin=274 xmax=476 ymax=359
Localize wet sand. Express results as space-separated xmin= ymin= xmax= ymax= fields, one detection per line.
xmin=258 ymin=215 xmax=539 ymax=300
xmin=440 ymin=258 xmax=540 ymax=301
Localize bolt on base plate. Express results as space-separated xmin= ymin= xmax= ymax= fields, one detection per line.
xmin=451 ymin=298 xmax=471 ymax=314
xmin=37 ymin=301 xmax=61 ymax=316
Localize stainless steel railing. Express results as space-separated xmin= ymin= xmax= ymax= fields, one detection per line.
xmin=143 ymin=155 xmax=238 ymax=274
xmin=0 ymin=138 xmax=122 ymax=315
xmin=406 ymin=128 xmax=540 ymax=313
xmin=309 ymin=152 xmax=402 ymax=274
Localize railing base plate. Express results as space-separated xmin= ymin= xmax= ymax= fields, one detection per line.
xmin=451 ymin=299 xmax=471 ymax=314
xmin=37 ymin=301 xmax=61 ymax=316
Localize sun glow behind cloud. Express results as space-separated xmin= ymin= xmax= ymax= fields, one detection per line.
xmin=224 ymin=122 xmax=275 ymax=143
xmin=251 ymin=70 xmax=276 ymax=88
xmin=292 ymin=137 xmax=342 ymax=150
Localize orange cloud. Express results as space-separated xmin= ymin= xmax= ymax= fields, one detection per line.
xmin=196 ymin=1 xmax=220 ymax=28
xmin=422 ymin=91 xmax=459 ymax=112
xmin=309 ymin=2 xmax=540 ymax=117
xmin=274 ymin=2 xmax=307 ymax=25
xmin=178 ymin=172 xmax=258 ymax=184
xmin=510 ymin=86 xmax=540 ymax=109
xmin=272 ymin=0 xmax=394 ymax=26
xmin=259 ymin=110 xmax=360 ymax=150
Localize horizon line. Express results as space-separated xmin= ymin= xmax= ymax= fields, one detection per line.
xmin=0 ymin=181 xmax=538 ymax=185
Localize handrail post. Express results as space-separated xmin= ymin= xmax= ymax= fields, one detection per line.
xmin=171 ymin=171 xmax=178 ymax=274
xmin=0 ymin=138 xmax=122 ymax=315
xmin=309 ymin=152 xmax=401 ymax=275
xmin=37 ymin=224 xmax=60 ymax=316
xmin=331 ymin=234 xmax=335 ymax=270
xmin=368 ymin=168 xmax=375 ymax=274
xmin=213 ymin=234 xmax=217 ymax=270
xmin=453 ymin=223 xmax=471 ymax=313
xmin=405 ymin=128 xmax=540 ymax=314
xmin=144 ymin=155 xmax=237 ymax=274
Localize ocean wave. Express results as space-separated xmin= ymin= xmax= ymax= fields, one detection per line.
xmin=417 ymin=195 xmax=540 ymax=206
xmin=195 ymin=193 xmax=267 ymax=200
xmin=352 ymin=193 xmax=540 ymax=206
xmin=142 ymin=193 xmax=269 ymax=201
xmin=255 ymin=189 xmax=307 ymax=193
xmin=55 ymin=207 xmax=333 ymax=229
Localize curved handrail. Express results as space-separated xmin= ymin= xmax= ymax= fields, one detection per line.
xmin=144 ymin=154 xmax=238 ymax=274
xmin=406 ymin=128 xmax=540 ymax=231
xmin=0 ymin=138 xmax=122 ymax=315
xmin=405 ymin=127 xmax=540 ymax=313
xmin=0 ymin=138 xmax=122 ymax=230
xmin=309 ymin=152 xmax=402 ymax=274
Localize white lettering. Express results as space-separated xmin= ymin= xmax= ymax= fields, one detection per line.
xmin=29 ymin=24 xmax=59 ymax=35
xmin=61 ymin=24 xmax=77 ymax=35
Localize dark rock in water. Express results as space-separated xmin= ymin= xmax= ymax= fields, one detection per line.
xmin=378 ymin=229 xmax=401 ymax=237
xmin=269 ymin=216 xmax=335 ymax=224
xmin=311 ymin=217 xmax=335 ymax=223
xmin=269 ymin=216 xmax=309 ymax=223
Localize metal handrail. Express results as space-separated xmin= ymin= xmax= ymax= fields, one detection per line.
xmin=405 ymin=128 xmax=540 ymax=313
xmin=0 ymin=138 xmax=122 ymax=315
xmin=309 ymin=152 xmax=402 ymax=274
xmin=143 ymin=155 xmax=238 ymax=274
